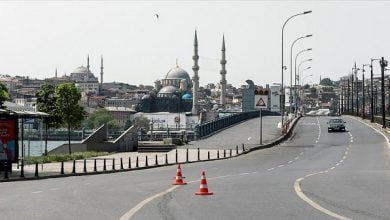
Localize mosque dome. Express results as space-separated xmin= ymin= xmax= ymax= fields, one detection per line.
xmin=141 ymin=94 xmax=151 ymax=100
xmin=182 ymin=93 xmax=192 ymax=100
xmin=158 ymin=85 xmax=179 ymax=94
xmin=72 ymin=66 xmax=90 ymax=74
xmin=165 ymin=67 xmax=190 ymax=80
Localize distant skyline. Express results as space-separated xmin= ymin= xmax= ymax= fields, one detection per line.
xmin=1 ymin=1 xmax=390 ymax=87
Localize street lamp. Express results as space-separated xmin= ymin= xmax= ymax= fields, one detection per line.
xmin=290 ymin=34 xmax=312 ymax=113
xmin=281 ymin=10 xmax=312 ymax=128
xmin=379 ymin=57 xmax=388 ymax=128
xmin=370 ymin=58 xmax=381 ymax=122
xmin=352 ymin=66 xmax=360 ymax=115
xmin=297 ymin=58 xmax=313 ymax=86
xmin=293 ymin=48 xmax=312 ymax=113
xmin=361 ymin=64 xmax=370 ymax=119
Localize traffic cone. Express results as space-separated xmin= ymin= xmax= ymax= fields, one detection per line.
xmin=195 ymin=171 xmax=213 ymax=195
xmin=172 ymin=164 xmax=186 ymax=185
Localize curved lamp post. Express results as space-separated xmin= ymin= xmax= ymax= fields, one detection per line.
xmin=281 ymin=10 xmax=312 ymax=126
xmin=293 ymin=48 xmax=312 ymax=113
xmin=297 ymin=58 xmax=313 ymax=86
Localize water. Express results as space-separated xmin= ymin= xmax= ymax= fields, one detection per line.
xmin=19 ymin=141 xmax=80 ymax=157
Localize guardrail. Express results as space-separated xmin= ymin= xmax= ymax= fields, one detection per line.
xmin=195 ymin=110 xmax=279 ymax=139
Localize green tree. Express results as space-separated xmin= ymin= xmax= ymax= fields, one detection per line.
xmin=56 ymin=83 xmax=85 ymax=154
xmin=86 ymin=108 xmax=118 ymax=129
xmin=320 ymin=78 xmax=333 ymax=86
xmin=303 ymin=84 xmax=310 ymax=89
xmin=0 ymin=83 xmax=9 ymax=109
xmin=36 ymin=84 xmax=61 ymax=127
xmin=130 ymin=116 xmax=150 ymax=131
xmin=310 ymin=87 xmax=317 ymax=93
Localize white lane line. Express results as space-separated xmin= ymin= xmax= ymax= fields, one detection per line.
xmin=330 ymin=167 xmax=335 ymax=170
xmin=350 ymin=140 xmax=353 ymax=143
xmin=335 ymin=163 xmax=340 ymax=166
xmin=49 ymin=188 xmax=59 ymax=191
xmin=248 ymin=136 xmax=252 ymax=141
xmin=343 ymin=156 xmax=346 ymax=160
xmin=252 ymin=171 xmax=258 ymax=174
xmin=347 ymin=116 xmax=390 ymax=150
xmin=340 ymin=160 xmax=344 ymax=163
xmin=288 ymin=160 xmax=293 ymax=164
xmin=294 ymin=177 xmax=350 ymax=220
xmin=294 ymin=157 xmax=299 ymax=160
xmin=267 ymin=168 xmax=275 ymax=171
xmin=300 ymin=152 xmax=304 ymax=155
xmin=345 ymin=151 xmax=348 ymax=155
xmin=278 ymin=165 xmax=284 ymax=168
xmin=32 ymin=191 xmax=43 ymax=194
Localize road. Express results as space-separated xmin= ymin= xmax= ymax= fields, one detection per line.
xmin=1 ymin=116 xmax=390 ymax=220
xmin=184 ymin=116 xmax=281 ymax=149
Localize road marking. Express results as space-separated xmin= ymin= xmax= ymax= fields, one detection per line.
xmin=350 ymin=140 xmax=353 ymax=143
xmin=340 ymin=160 xmax=344 ymax=163
xmin=49 ymin=188 xmax=59 ymax=191
xmin=278 ymin=165 xmax=284 ymax=168
xmin=248 ymin=136 xmax=252 ymax=141
xmin=348 ymin=116 xmax=390 ymax=151
xmin=32 ymin=191 xmax=42 ymax=194
xmin=294 ymin=177 xmax=351 ymax=220
xmin=267 ymin=168 xmax=275 ymax=171
xmin=335 ymin=163 xmax=340 ymax=166
xmin=288 ymin=160 xmax=293 ymax=164
xmin=300 ymin=152 xmax=304 ymax=155
xmin=330 ymin=167 xmax=335 ymax=170
xmin=343 ymin=156 xmax=346 ymax=160
xmin=345 ymin=151 xmax=348 ymax=155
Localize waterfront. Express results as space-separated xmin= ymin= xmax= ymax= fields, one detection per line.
xmin=19 ymin=141 xmax=80 ymax=157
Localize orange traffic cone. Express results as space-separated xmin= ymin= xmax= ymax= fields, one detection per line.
xmin=172 ymin=164 xmax=186 ymax=185
xmin=195 ymin=171 xmax=213 ymax=195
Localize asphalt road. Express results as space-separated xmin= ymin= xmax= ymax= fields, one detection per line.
xmin=183 ymin=116 xmax=281 ymax=149
xmin=1 ymin=116 xmax=390 ymax=220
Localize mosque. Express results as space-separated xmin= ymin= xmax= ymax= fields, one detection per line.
xmin=138 ymin=31 xmax=228 ymax=115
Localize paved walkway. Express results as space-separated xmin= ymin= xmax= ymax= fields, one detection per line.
xmin=183 ymin=116 xmax=281 ymax=149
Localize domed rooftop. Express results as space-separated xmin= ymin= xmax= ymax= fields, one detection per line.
xmin=158 ymin=85 xmax=179 ymax=94
xmin=165 ymin=67 xmax=190 ymax=80
xmin=72 ymin=66 xmax=90 ymax=74
xmin=182 ymin=93 xmax=192 ymax=100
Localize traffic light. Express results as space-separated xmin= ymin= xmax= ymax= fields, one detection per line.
xmin=254 ymin=89 xmax=269 ymax=95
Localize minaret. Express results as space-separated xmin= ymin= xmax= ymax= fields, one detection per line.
xmin=100 ymin=56 xmax=104 ymax=86
xmin=55 ymin=68 xmax=58 ymax=78
xmin=220 ymin=35 xmax=227 ymax=106
xmin=192 ymin=30 xmax=200 ymax=115
xmin=87 ymin=55 xmax=90 ymax=72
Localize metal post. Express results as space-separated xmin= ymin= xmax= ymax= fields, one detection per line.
xmin=230 ymin=149 xmax=232 ymax=157
xmin=4 ymin=161 xmax=9 ymax=179
xmin=186 ymin=148 xmax=188 ymax=162
xmin=363 ymin=71 xmax=365 ymax=118
xmin=129 ymin=157 xmax=132 ymax=169
xmin=136 ymin=156 xmax=139 ymax=168
xmin=94 ymin=159 xmax=97 ymax=172
xmin=260 ymin=109 xmax=263 ymax=145
xmin=217 ymin=150 xmax=219 ymax=159
xmin=165 ymin=154 xmax=168 ymax=165
xmin=83 ymin=159 xmax=87 ymax=173
xmin=103 ymin=158 xmax=106 ymax=171
xmin=35 ymin=162 xmax=39 ymax=177
xmin=356 ymin=74 xmax=359 ymax=116
xmin=112 ymin=158 xmax=115 ymax=170
xmin=175 ymin=149 xmax=178 ymax=163
xmin=380 ymin=57 xmax=388 ymax=128
xmin=20 ymin=159 xmax=24 ymax=178
xmin=351 ymin=74 xmax=354 ymax=114
xmin=120 ymin=158 xmax=124 ymax=169
xmin=145 ymin=155 xmax=148 ymax=167
xmin=61 ymin=161 xmax=64 ymax=174
xmin=197 ymin=148 xmax=200 ymax=161
xmin=207 ymin=151 xmax=210 ymax=160
xmin=371 ymin=60 xmax=375 ymax=122
xmin=223 ymin=149 xmax=226 ymax=158
xmin=72 ymin=160 xmax=76 ymax=174
xmin=347 ymin=78 xmax=350 ymax=112
xmin=155 ymin=154 xmax=158 ymax=166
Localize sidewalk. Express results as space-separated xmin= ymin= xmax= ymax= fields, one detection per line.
xmin=2 ymin=148 xmax=244 ymax=181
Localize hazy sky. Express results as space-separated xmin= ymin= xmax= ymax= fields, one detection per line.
xmin=1 ymin=1 xmax=390 ymax=87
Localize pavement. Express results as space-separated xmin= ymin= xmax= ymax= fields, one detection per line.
xmin=1 ymin=115 xmax=389 ymax=219
xmin=1 ymin=116 xmax=283 ymax=181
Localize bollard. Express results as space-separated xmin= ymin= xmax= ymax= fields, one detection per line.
xmin=120 ymin=158 xmax=124 ymax=170
xmin=136 ymin=156 xmax=139 ymax=168
xmin=4 ymin=161 xmax=8 ymax=179
xmin=94 ymin=159 xmax=97 ymax=172
xmin=242 ymin=143 xmax=245 ymax=152
xmin=145 ymin=155 xmax=149 ymax=167
xmin=186 ymin=148 xmax=189 ymax=162
xmin=72 ymin=160 xmax=76 ymax=174
xmin=223 ymin=149 xmax=226 ymax=158
xmin=217 ymin=150 xmax=220 ymax=159
xmin=165 ymin=154 xmax=168 ymax=164
xmin=236 ymin=145 xmax=239 ymax=155
xmin=175 ymin=149 xmax=178 ymax=163
xmin=103 ymin=159 xmax=107 ymax=171
xmin=230 ymin=149 xmax=232 ymax=157
xmin=83 ymin=159 xmax=87 ymax=173
xmin=207 ymin=151 xmax=210 ymax=160
xmin=128 ymin=157 xmax=132 ymax=169
xmin=20 ymin=159 xmax=25 ymax=178
xmin=35 ymin=162 xmax=39 ymax=177
xmin=112 ymin=158 xmax=116 ymax=170
xmin=197 ymin=148 xmax=200 ymax=161
xmin=60 ymin=161 xmax=64 ymax=174
xmin=155 ymin=154 xmax=158 ymax=166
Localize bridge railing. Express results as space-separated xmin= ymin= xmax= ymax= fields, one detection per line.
xmin=195 ymin=110 xmax=279 ymax=139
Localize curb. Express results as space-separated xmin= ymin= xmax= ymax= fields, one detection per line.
xmin=1 ymin=116 xmax=301 ymax=183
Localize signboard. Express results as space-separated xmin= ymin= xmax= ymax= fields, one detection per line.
xmin=0 ymin=118 xmax=17 ymax=162
xmin=254 ymin=95 xmax=268 ymax=109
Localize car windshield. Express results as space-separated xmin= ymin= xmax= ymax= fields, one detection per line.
xmin=330 ymin=119 xmax=343 ymax=123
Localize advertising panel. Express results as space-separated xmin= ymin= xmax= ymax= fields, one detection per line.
xmin=0 ymin=118 xmax=17 ymax=162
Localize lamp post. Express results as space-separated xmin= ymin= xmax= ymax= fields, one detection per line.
xmin=297 ymin=58 xmax=313 ymax=85
xmin=370 ymin=58 xmax=380 ymax=122
xmin=362 ymin=64 xmax=370 ymax=119
xmin=281 ymin=10 xmax=312 ymax=128
xmin=379 ymin=57 xmax=388 ymax=128
xmin=352 ymin=66 xmax=360 ymax=116
xmin=290 ymin=34 xmax=312 ymax=114
xmin=293 ymin=48 xmax=312 ymax=114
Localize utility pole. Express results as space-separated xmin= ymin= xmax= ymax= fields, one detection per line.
xmin=351 ymin=73 xmax=354 ymax=114
xmin=347 ymin=78 xmax=350 ymax=112
xmin=380 ymin=57 xmax=388 ymax=128
xmin=341 ymin=86 xmax=344 ymax=113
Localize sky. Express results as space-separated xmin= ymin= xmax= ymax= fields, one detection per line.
xmin=0 ymin=1 xmax=390 ymax=87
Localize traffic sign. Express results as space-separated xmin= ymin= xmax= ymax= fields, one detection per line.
xmin=254 ymin=95 xmax=268 ymax=109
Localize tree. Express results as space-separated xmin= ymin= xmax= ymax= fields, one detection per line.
xmin=131 ymin=116 xmax=150 ymax=131
xmin=0 ymin=83 xmax=9 ymax=109
xmin=320 ymin=78 xmax=333 ymax=86
xmin=303 ymin=84 xmax=310 ymax=90
xmin=55 ymin=83 xmax=85 ymax=154
xmin=36 ymin=84 xmax=60 ymax=127
xmin=310 ymin=87 xmax=317 ymax=93
xmin=86 ymin=108 xmax=118 ymax=129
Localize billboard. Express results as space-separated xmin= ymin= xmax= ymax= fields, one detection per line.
xmin=0 ymin=118 xmax=17 ymax=162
